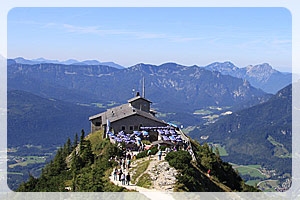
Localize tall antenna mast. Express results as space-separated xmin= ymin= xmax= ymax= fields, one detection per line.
xmin=142 ymin=77 xmax=145 ymax=98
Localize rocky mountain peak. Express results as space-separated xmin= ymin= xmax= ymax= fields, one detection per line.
xmin=246 ymin=63 xmax=276 ymax=74
xmin=205 ymin=61 xmax=238 ymax=73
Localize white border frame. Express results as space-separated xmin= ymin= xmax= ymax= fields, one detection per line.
xmin=0 ymin=1 xmax=299 ymax=199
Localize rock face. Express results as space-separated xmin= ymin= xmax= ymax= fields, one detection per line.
xmin=148 ymin=161 xmax=178 ymax=191
xmin=130 ymin=156 xmax=179 ymax=191
xmin=204 ymin=62 xmax=291 ymax=94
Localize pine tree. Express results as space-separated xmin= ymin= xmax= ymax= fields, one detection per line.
xmin=16 ymin=174 xmax=38 ymax=192
xmin=215 ymin=147 xmax=222 ymax=163
xmin=73 ymin=132 xmax=78 ymax=149
xmin=72 ymin=174 xmax=77 ymax=192
xmin=52 ymin=148 xmax=66 ymax=175
xmin=80 ymin=129 xmax=85 ymax=152
xmin=80 ymin=129 xmax=85 ymax=141
xmin=71 ymin=150 xmax=83 ymax=173
xmin=71 ymin=151 xmax=78 ymax=172
xmin=66 ymin=137 xmax=72 ymax=154
xmin=215 ymin=147 xmax=220 ymax=158
xmin=81 ymin=140 xmax=94 ymax=165
xmin=62 ymin=143 xmax=68 ymax=158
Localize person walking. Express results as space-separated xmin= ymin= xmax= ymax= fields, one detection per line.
xmin=127 ymin=159 xmax=130 ymax=168
xmin=121 ymin=173 xmax=125 ymax=185
xmin=123 ymin=159 xmax=126 ymax=169
xmin=126 ymin=173 xmax=131 ymax=185
xmin=158 ymin=149 xmax=162 ymax=160
xmin=113 ymin=167 xmax=118 ymax=181
xmin=127 ymin=153 xmax=131 ymax=160
xmin=147 ymin=149 xmax=152 ymax=160
xmin=165 ymin=147 xmax=169 ymax=153
xmin=118 ymin=168 xmax=123 ymax=181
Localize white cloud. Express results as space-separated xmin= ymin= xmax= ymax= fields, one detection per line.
xmin=42 ymin=22 xmax=58 ymax=28
xmin=11 ymin=20 xmax=220 ymax=43
xmin=61 ymin=23 xmax=207 ymax=42
xmin=272 ymin=39 xmax=291 ymax=45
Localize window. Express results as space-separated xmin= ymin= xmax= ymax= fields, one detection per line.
xmin=95 ymin=122 xmax=101 ymax=126
xmin=139 ymin=124 xmax=143 ymax=128
xmin=129 ymin=126 xmax=134 ymax=131
xmin=134 ymin=125 xmax=138 ymax=130
xmin=121 ymin=126 xmax=126 ymax=130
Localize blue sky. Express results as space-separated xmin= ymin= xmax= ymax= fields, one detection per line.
xmin=8 ymin=7 xmax=291 ymax=71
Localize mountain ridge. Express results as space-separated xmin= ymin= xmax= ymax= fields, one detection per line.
xmin=9 ymin=57 xmax=125 ymax=69
xmin=8 ymin=62 xmax=270 ymax=114
xmin=8 ymin=57 xmax=292 ymax=93
xmin=203 ymin=61 xmax=291 ymax=93
xmin=189 ymin=84 xmax=292 ymax=175
xmin=7 ymin=90 xmax=102 ymax=147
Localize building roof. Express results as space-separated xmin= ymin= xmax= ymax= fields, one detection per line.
xmin=89 ymin=102 xmax=166 ymax=125
xmin=134 ymin=109 xmax=165 ymax=124
xmin=89 ymin=103 xmax=130 ymax=121
xmin=152 ymin=140 xmax=174 ymax=146
xmin=128 ymin=96 xmax=152 ymax=103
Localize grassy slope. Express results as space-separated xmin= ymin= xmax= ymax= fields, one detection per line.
xmin=131 ymin=160 xmax=151 ymax=184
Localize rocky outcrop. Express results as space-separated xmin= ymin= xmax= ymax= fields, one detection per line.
xmin=148 ymin=161 xmax=178 ymax=191
xmin=204 ymin=62 xmax=291 ymax=94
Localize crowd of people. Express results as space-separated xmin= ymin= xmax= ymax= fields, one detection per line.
xmin=112 ymin=151 xmax=133 ymax=185
xmin=113 ymin=167 xmax=131 ymax=185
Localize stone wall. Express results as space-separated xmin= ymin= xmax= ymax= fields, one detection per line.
xmin=111 ymin=114 xmax=166 ymax=133
xmin=91 ymin=117 xmax=102 ymax=133
xmin=130 ymin=99 xmax=150 ymax=112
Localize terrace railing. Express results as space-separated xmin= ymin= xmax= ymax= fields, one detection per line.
xmin=177 ymin=129 xmax=196 ymax=162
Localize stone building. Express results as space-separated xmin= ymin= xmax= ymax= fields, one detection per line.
xmin=89 ymin=95 xmax=168 ymax=135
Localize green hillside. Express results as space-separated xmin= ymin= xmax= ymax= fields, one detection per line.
xmin=16 ymin=129 xmax=259 ymax=192
xmin=8 ymin=90 xmax=102 ymax=147
xmin=189 ymin=84 xmax=292 ymax=176
xmin=16 ymin=130 xmax=127 ymax=192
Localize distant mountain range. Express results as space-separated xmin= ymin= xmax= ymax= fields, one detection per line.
xmin=7 ymin=90 xmax=101 ymax=147
xmin=8 ymin=62 xmax=270 ymax=114
xmin=7 ymin=58 xmax=293 ymax=190
xmin=189 ymin=84 xmax=292 ymax=175
xmin=203 ymin=61 xmax=291 ymax=94
xmin=7 ymin=59 xmax=292 ymax=149
xmin=8 ymin=57 xmax=125 ymax=69
xmin=8 ymin=58 xmax=292 ymax=94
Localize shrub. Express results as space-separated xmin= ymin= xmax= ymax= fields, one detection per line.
xmin=159 ymin=145 xmax=167 ymax=151
xmin=135 ymin=151 xmax=147 ymax=159
xmin=136 ymin=146 xmax=158 ymax=159
xmin=165 ymin=151 xmax=192 ymax=169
